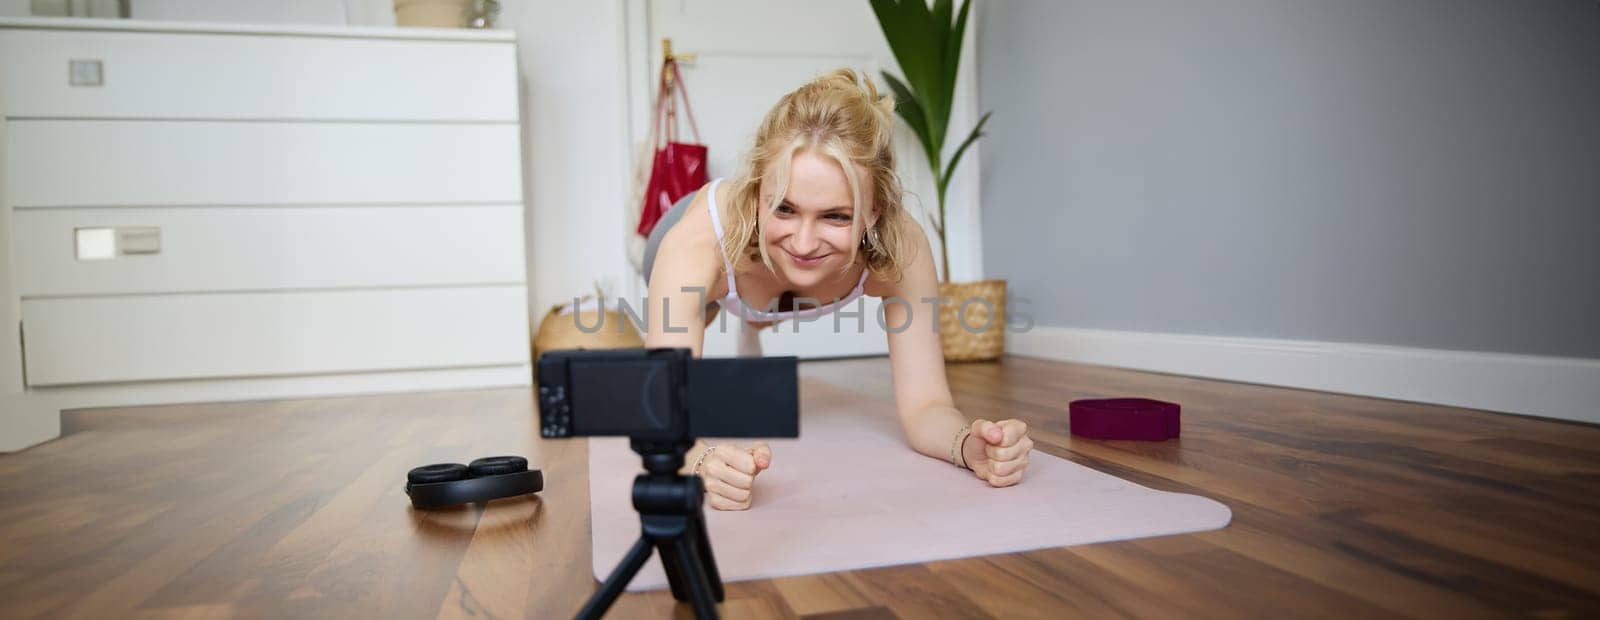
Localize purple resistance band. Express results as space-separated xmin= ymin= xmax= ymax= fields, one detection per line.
xmin=1069 ymin=398 xmax=1181 ymax=441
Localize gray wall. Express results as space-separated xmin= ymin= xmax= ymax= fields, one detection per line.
xmin=977 ymin=0 xmax=1600 ymax=359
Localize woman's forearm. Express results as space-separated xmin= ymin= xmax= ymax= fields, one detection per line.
xmin=904 ymin=404 xmax=971 ymax=466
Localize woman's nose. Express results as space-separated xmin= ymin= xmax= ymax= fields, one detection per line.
xmin=792 ymin=224 xmax=819 ymax=253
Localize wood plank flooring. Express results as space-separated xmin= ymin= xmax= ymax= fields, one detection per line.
xmin=0 ymin=355 xmax=1597 ymax=618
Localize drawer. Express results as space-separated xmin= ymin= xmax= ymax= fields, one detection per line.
xmin=0 ymin=27 xmax=517 ymax=121
xmin=12 ymin=205 xmax=527 ymax=297
xmin=21 ymin=286 xmax=531 ymax=386
xmin=6 ymin=120 xmax=523 ymax=207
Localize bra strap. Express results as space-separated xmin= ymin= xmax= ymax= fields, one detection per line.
xmin=704 ymin=179 xmax=738 ymax=296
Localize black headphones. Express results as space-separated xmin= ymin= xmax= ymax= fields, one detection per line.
xmin=405 ymin=455 xmax=544 ymax=509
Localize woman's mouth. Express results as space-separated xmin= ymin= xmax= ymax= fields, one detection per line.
xmin=787 ymin=249 xmax=829 ymax=268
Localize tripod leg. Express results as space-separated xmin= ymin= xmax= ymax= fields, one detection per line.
xmin=655 ymin=538 xmax=692 ymax=603
xmin=670 ymin=535 xmax=722 ymax=620
xmin=577 ymin=536 xmax=654 ymax=620
xmin=688 ymin=509 xmax=726 ymax=602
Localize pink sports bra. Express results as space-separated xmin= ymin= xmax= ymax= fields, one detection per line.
xmin=705 ymin=178 xmax=870 ymax=322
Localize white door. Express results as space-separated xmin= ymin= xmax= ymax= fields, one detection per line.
xmin=625 ymin=0 xmax=983 ymax=360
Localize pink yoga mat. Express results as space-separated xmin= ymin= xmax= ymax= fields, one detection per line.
xmin=588 ymin=380 xmax=1232 ymax=591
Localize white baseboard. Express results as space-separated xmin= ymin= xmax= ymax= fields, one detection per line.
xmin=0 ymin=394 xmax=63 ymax=453
xmin=1007 ymin=327 xmax=1600 ymax=425
xmin=1 ymin=364 xmax=531 ymax=452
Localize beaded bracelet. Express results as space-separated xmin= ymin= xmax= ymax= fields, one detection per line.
xmin=691 ymin=444 xmax=718 ymax=475
xmin=950 ymin=425 xmax=972 ymax=470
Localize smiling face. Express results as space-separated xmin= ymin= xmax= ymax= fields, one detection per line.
xmin=760 ymin=149 xmax=875 ymax=291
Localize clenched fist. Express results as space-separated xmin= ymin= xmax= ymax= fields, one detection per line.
xmin=694 ymin=442 xmax=773 ymax=511
xmin=962 ymin=419 xmax=1033 ymax=487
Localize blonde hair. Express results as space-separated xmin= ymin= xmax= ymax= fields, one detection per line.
xmin=719 ymin=68 xmax=918 ymax=283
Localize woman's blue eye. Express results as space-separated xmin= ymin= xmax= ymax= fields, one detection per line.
xmin=774 ymin=204 xmax=847 ymax=222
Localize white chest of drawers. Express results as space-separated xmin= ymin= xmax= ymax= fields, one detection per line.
xmin=0 ymin=17 xmax=530 ymax=449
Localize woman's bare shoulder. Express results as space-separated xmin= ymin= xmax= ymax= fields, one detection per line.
xmin=660 ymin=183 xmax=720 ymax=250
xmin=891 ymin=211 xmax=933 ymax=248
xmin=653 ymin=182 xmax=726 ymax=292
xmin=863 ymin=215 xmax=934 ymax=298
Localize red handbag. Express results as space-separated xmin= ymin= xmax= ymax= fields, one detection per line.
xmin=635 ymin=60 xmax=708 ymax=237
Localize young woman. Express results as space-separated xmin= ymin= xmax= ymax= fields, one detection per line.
xmin=641 ymin=69 xmax=1033 ymax=511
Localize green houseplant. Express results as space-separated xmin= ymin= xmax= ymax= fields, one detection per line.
xmin=871 ymin=0 xmax=1005 ymax=361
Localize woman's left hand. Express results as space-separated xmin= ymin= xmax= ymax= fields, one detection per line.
xmin=962 ymin=419 xmax=1033 ymax=487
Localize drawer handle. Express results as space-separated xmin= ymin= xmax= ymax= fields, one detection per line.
xmin=75 ymin=226 xmax=161 ymax=260
xmin=69 ymin=59 xmax=103 ymax=87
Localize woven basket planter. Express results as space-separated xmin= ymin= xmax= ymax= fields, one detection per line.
xmin=936 ymin=279 xmax=1007 ymax=362
xmin=531 ymin=297 xmax=644 ymax=377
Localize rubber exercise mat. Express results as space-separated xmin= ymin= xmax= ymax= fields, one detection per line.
xmin=588 ymin=380 xmax=1231 ymax=591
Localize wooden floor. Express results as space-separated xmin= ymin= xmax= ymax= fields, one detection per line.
xmin=1 ymin=356 xmax=1597 ymax=619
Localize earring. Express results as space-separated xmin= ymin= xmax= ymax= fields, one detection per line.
xmin=863 ymin=225 xmax=882 ymax=252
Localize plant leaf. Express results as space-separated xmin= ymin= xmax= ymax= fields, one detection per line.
xmin=869 ymin=0 xmax=916 ymax=77
xmin=872 ymin=0 xmax=944 ymax=150
xmin=872 ymin=2 xmax=930 ymax=92
xmin=930 ymin=0 xmax=953 ymax=130
xmin=880 ymin=71 xmax=940 ymax=171
xmin=912 ymin=0 xmax=958 ymax=152
xmin=938 ymin=0 xmax=971 ymax=135
xmin=939 ymin=110 xmax=992 ymax=195
xmin=932 ymin=0 xmax=953 ymax=41
xmin=879 ymin=71 xmax=927 ymax=136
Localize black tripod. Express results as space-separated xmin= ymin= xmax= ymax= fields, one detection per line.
xmin=577 ymin=439 xmax=725 ymax=620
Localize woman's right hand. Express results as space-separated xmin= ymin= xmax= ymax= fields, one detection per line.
xmin=694 ymin=442 xmax=773 ymax=511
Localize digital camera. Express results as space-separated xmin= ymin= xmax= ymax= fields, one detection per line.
xmin=536 ymin=348 xmax=800 ymax=442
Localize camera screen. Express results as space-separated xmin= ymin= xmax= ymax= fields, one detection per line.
xmin=685 ymin=357 xmax=799 ymax=439
xmin=568 ymin=357 xmax=680 ymax=438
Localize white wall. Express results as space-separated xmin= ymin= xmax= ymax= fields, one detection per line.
xmin=980 ymin=0 xmax=1600 ymax=422
xmin=494 ymin=2 xmax=633 ymax=316
xmin=980 ymin=0 xmax=1600 ymax=359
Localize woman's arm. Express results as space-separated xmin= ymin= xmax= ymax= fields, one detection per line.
xmin=883 ymin=220 xmax=1033 ymax=486
xmin=881 ymin=220 xmax=970 ymax=466
xmin=640 ymin=187 xmax=732 ymax=479
xmin=643 ymin=188 xmax=720 ymax=357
